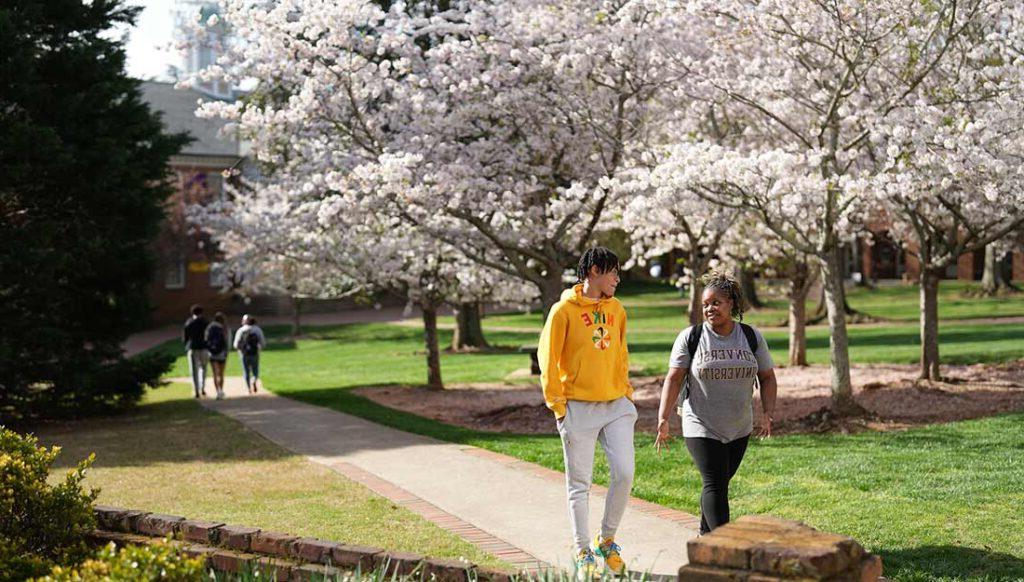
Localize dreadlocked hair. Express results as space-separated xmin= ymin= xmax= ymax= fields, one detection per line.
xmin=700 ymin=269 xmax=746 ymax=321
xmin=576 ymin=247 xmax=620 ymax=283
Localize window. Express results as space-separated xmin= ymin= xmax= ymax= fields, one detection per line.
xmin=165 ymin=255 xmax=185 ymax=289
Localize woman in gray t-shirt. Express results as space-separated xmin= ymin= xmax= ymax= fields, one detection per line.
xmin=653 ymin=270 xmax=778 ymax=535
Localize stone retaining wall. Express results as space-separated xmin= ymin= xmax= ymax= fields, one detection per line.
xmin=92 ymin=505 xmax=511 ymax=582
xmin=678 ymin=516 xmax=883 ymax=581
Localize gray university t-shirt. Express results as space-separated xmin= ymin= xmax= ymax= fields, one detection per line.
xmin=669 ymin=322 xmax=774 ymax=443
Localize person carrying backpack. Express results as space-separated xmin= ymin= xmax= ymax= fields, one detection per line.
xmin=654 ymin=270 xmax=778 ymax=536
xmin=205 ymin=312 xmax=230 ymax=400
xmin=182 ymin=304 xmax=210 ymax=398
xmin=233 ymin=314 xmax=265 ymax=394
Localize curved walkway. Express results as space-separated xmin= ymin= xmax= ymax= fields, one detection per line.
xmin=178 ymin=377 xmax=699 ymax=577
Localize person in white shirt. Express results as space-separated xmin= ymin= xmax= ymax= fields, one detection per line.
xmin=233 ymin=314 xmax=266 ymax=394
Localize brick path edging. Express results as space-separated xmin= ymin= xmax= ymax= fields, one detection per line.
xmin=329 ymin=461 xmax=546 ymax=571
xmin=92 ymin=505 xmax=519 ymax=582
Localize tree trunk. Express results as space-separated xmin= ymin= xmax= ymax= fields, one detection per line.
xmin=788 ymin=262 xmax=810 ymax=367
xmin=980 ymin=244 xmax=1008 ymax=295
xmin=739 ymin=267 xmax=764 ymax=308
xmin=819 ymin=248 xmax=858 ymax=414
xmin=686 ymin=250 xmax=704 ymax=326
xmin=452 ymin=301 xmax=488 ymax=350
xmin=291 ymin=296 xmax=302 ymax=337
xmin=421 ymin=300 xmax=444 ymax=389
xmin=919 ymin=269 xmax=942 ymax=380
xmin=539 ymin=267 xmax=566 ymax=320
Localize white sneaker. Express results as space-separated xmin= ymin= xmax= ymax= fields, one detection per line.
xmin=216 ymin=390 xmax=225 ymax=400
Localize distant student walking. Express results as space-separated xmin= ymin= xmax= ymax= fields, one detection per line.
xmin=182 ymin=304 xmax=210 ymax=398
xmin=539 ymin=247 xmax=636 ymax=578
xmin=654 ymin=270 xmax=778 ymax=536
xmin=234 ymin=314 xmax=266 ymax=394
xmin=205 ymin=312 xmax=231 ymax=400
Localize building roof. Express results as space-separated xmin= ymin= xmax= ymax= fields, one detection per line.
xmin=140 ymin=80 xmax=241 ymax=158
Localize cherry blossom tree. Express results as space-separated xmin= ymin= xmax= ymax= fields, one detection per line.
xmin=871 ymin=86 xmax=1024 ymax=378
xmin=364 ymin=0 xmax=695 ymax=315
xmin=657 ymin=0 xmax=1017 ymax=413
xmin=619 ymin=167 xmax=740 ymax=326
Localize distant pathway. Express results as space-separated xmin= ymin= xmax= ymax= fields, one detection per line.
xmin=175 ymin=376 xmax=699 ymax=577
xmin=124 ymin=307 xmax=423 ymax=357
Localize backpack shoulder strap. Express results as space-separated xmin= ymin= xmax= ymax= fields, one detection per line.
xmin=680 ymin=324 xmax=703 ymax=405
xmin=686 ymin=323 xmax=703 ymax=362
xmin=739 ymin=322 xmax=758 ymax=355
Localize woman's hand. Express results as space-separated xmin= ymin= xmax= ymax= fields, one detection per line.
xmin=654 ymin=418 xmax=672 ymax=453
xmin=758 ymin=415 xmax=773 ymax=439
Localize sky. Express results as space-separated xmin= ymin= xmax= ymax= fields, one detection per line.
xmin=120 ymin=0 xmax=181 ymax=81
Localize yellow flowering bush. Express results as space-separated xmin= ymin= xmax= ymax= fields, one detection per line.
xmin=0 ymin=427 xmax=97 ymax=581
xmin=33 ymin=541 xmax=205 ymax=582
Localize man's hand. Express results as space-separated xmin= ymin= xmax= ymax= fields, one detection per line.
xmin=758 ymin=415 xmax=773 ymax=439
xmin=654 ymin=418 xmax=672 ymax=453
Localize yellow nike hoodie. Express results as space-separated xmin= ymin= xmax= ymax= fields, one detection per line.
xmin=539 ymin=284 xmax=633 ymax=419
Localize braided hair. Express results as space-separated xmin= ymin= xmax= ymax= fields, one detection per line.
xmin=576 ymin=247 xmax=620 ymax=283
xmin=700 ymin=269 xmax=746 ymax=321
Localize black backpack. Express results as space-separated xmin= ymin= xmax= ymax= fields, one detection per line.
xmin=242 ymin=329 xmax=261 ymax=356
xmin=681 ymin=322 xmax=760 ymax=402
xmin=206 ymin=324 xmax=226 ymax=354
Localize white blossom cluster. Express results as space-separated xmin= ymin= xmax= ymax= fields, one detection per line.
xmin=186 ymin=0 xmax=1024 ymax=324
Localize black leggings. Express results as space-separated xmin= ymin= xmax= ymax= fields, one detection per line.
xmin=685 ymin=435 xmax=750 ymax=534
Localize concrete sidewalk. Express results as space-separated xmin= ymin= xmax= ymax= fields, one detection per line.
xmin=125 ymin=307 xmax=421 ymax=357
xmin=180 ymin=376 xmax=699 ymax=577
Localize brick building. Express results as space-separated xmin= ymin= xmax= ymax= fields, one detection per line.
xmin=852 ymin=228 xmax=1024 ymax=284
xmin=141 ymin=80 xmax=245 ymax=325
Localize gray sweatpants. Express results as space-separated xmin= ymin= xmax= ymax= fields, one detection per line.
xmin=187 ymin=349 xmax=210 ymax=397
xmin=558 ymin=396 xmax=637 ymax=553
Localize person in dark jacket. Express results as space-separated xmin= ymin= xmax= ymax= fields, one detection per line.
xmin=182 ymin=304 xmax=210 ymax=398
xmin=205 ymin=312 xmax=231 ymax=400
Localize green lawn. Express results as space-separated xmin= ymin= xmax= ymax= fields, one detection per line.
xmin=265 ymin=388 xmax=1024 ymax=582
xmin=461 ymin=279 xmax=1024 ymax=330
xmin=32 ymin=383 xmax=505 ymax=569
xmin=150 ymin=319 xmax=1024 ymax=384
xmin=133 ymin=281 xmax=1024 ymax=580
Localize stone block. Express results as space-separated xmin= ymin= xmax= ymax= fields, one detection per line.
xmin=251 ymin=531 xmax=298 ymax=558
xmin=859 ymin=554 xmax=883 ymax=581
xmin=288 ymin=537 xmax=338 ymax=564
xmin=218 ymin=525 xmax=261 ymax=552
xmin=687 ymin=534 xmax=757 ymax=569
xmin=475 ymin=567 xmax=513 ymax=582
xmin=423 ymin=557 xmax=475 ymax=582
xmin=136 ymin=513 xmax=185 ymax=537
xmin=254 ymin=556 xmax=294 ymax=581
xmin=87 ymin=530 xmax=153 ymax=547
xmin=179 ymin=519 xmax=225 ymax=544
xmin=180 ymin=543 xmax=217 ymax=561
xmin=735 ymin=515 xmax=812 ymax=532
xmin=381 ymin=550 xmax=425 ymax=576
xmin=109 ymin=509 xmax=150 ymax=533
xmin=331 ymin=543 xmax=384 ymax=571
xmin=678 ymin=564 xmax=750 ymax=581
xmin=92 ymin=505 xmax=125 ymax=531
xmin=750 ymin=533 xmax=855 ymax=578
xmin=209 ymin=550 xmax=258 ymax=573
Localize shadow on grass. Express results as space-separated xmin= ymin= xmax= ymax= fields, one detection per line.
xmin=881 ymin=544 xmax=1024 ymax=581
xmin=34 ymin=396 xmax=294 ymax=469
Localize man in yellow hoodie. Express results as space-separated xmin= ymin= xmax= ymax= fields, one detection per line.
xmin=539 ymin=247 xmax=636 ymax=577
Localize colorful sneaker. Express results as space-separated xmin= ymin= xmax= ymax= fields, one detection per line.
xmin=574 ymin=548 xmax=598 ymax=580
xmin=593 ymin=535 xmax=626 ymax=576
